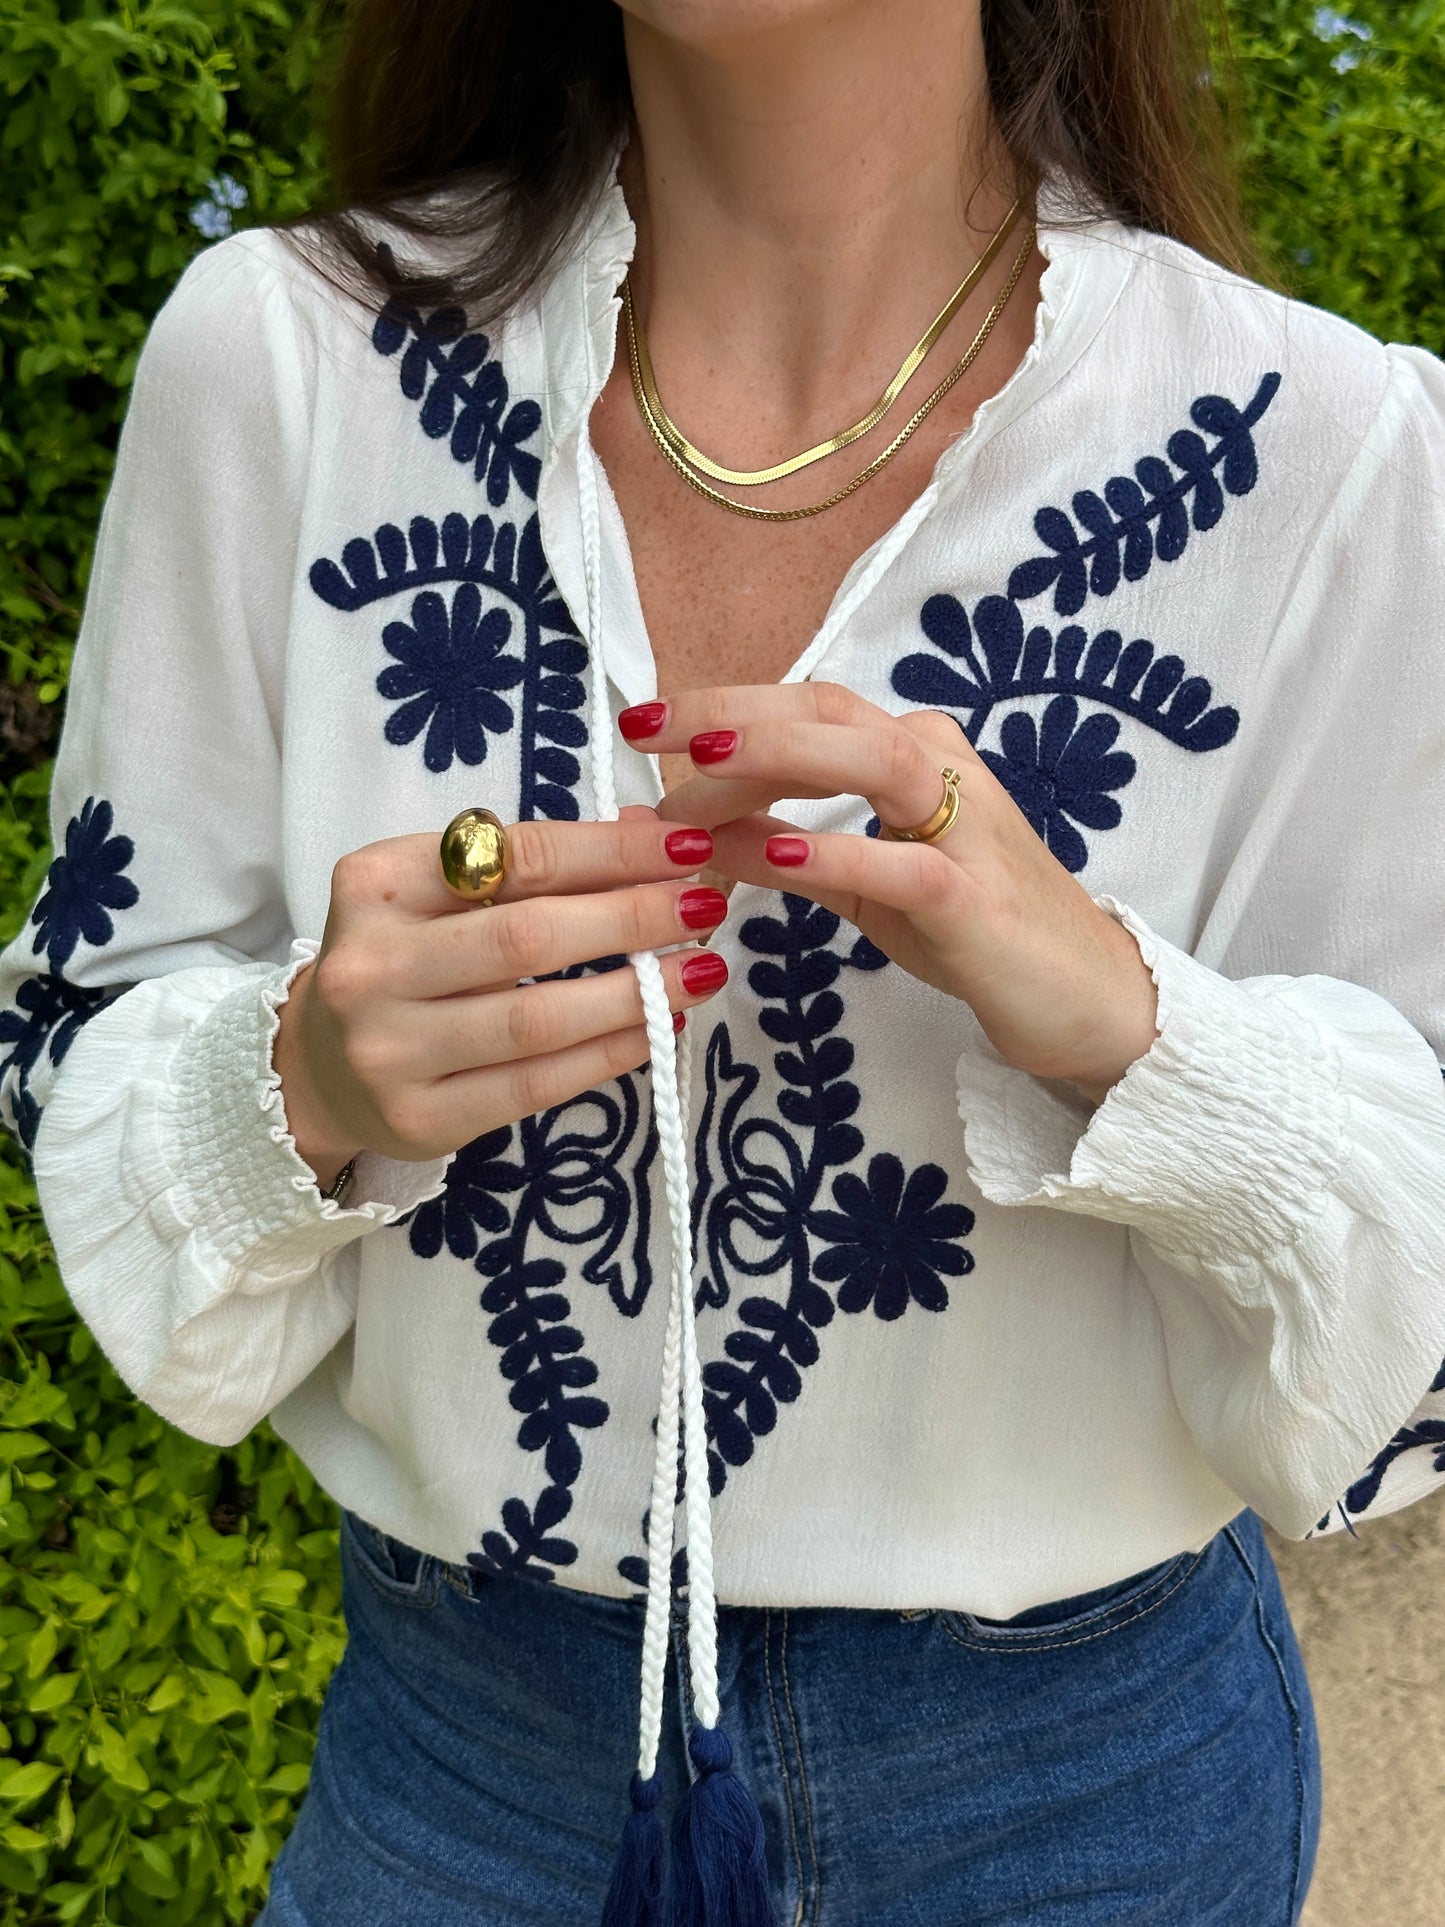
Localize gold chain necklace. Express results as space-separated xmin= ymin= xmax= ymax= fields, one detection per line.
xmin=625 ymin=198 xmax=1022 ymax=488
xmin=624 ymin=224 xmax=1036 ymax=522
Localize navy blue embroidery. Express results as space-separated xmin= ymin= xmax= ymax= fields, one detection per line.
xmin=676 ymin=895 xmax=974 ymax=1507
xmin=1007 ymin=374 xmax=1281 ymax=616
xmin=898 ymin=595 xmax=1239 ymax=753
xmin=1327 ymin=1419 xmax=1445 ymax=1527
xmin=1313 ymin=1351 xmax=1445 ymax=1533
xmin=404 ymin=1127 xmax=518 ymax=1261
xmin=809 ymin=1154 xmax=974 ymax=1319
xmin=893 ymin=595 xmax=1239 ymax=871
xmin=371 ymin=299 xmax=542 ymax=506
xmin=0 ymin=974 xmax=116 ymax=1152
xmin=978 ymin=696 xmax=1135 ymax=875
xmin=310 ymin=513 xmax=586 ymax=810
xmin=30 ymin=797 xmax=139 ymax=972
xmin=3 ymin=799 xmax=137 ymax=1156
xmin=378 ymin=583 xmax=525 ymax=771
xmin=891 ymin=381 xmax=1271 ymax=870
xmin=398 ymin=1037 xmax=655 ymax=1584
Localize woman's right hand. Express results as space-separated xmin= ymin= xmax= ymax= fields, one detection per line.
xmin=272 ymin=812 xmax=729 ymax=1187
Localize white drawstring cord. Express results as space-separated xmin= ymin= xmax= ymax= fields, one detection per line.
xmin=578 ymin=434 xmax=718 ymax=1775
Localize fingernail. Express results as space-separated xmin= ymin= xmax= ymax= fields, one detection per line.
xmin=679 ymin=887 xmax=729 ymax=931
xmin=690 ymin=729 xmax=738 ymax=765
xmin=765 ymin=836 xmax=811 ymax=868
xmin=664 ymin=827 xmax=713 ymax=866
xmin=673 ymin=1011 xmax=686 ymax=1034
xmin=619 ymin=701 xmax=668 ymax=741
xmin=681 ymin=952 xmax=729 ymax=995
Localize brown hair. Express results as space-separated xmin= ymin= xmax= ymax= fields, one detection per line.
xmin=278 ymin=0 xmax=1254 ymax=325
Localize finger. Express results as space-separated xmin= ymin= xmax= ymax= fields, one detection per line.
xmin=402 ymin=946 xmax=730 ymax=1077
xmin=710 ymin=819 xmax=963 ymax=929
xmin=673 ymin=718 xmax=967 ymax=833
xmin=423 ymin=1023 xmax=664 ymax=1149
xmin=617 ymin=681 xmax=896 ymax=756
xmin=337 ymin=816 xmax=716 ymax=923
xmin=402 ymin=882 xmax=731 ymax=999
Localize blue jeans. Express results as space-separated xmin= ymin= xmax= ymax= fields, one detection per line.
xmin=259 ymin=1507 xmax=1320 ymax=1925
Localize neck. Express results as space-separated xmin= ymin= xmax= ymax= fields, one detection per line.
xmin=618 ymin=0 xmax=1020 ymax=450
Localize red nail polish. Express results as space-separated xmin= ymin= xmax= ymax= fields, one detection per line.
xmin=765 ymin=836 xmax=810 ymax=868
xmin=679 ymin=887 xmax=729 ymax=931
xmin=673 ymin=1011 xmax=686 ymax=1034
xmin=681 ymin=952 xmax=729 ymax=995
xmin=619 ymin=701 xmax=668 ymax=741
xmin=690 ymin=729 xmax=738 ymax=765
xmin=664 ymin=827 xmax=713 ymax=866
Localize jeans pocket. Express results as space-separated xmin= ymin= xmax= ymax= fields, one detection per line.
xmin=341 ymin=1510 xmax=440 ymax=1609
xmin=937 ymin=1544 xmax=1209 ymax=1653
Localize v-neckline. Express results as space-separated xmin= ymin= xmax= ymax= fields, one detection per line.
xmin=533 ymin=158 xmax=1137 ymax=750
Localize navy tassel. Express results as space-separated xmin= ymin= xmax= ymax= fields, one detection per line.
xmin=668 ymin=1725 xmax=777 ymax=1926
xmin=602 ymin=1771 xmax=667 ymax=1927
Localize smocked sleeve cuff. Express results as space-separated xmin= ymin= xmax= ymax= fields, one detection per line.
xmin=954 ymin=896 xmax=1348 ymax=1271
xmin=168 ymin=937 xmax=452 ymax=1286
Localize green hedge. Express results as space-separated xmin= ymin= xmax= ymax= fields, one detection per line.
xmin=1 ymin=2 xmax=1442 ymax=1920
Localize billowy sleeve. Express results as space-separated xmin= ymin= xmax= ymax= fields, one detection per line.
xmin=0 ymin=232 xmax=450 ymax=1446
xmin=955 ymin=341 xmax=1445 ymax=1539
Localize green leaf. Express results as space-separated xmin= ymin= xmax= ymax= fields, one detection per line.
xmin=0 ymin=1760 xmax=62 ymax=1803
xmin=27 ymin=1669 xmax=80 ymax=1711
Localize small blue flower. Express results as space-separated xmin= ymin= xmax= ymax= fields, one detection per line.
xmin=379 ymin=583 xmax=526 ymax=773
xmin=405 ymin=1128 xmax=521 ymax=1261
xmin=980 ymin=696 xmax=1135 ymax=874
xmin=188 ymin=171 xmax=248 ymax=240
xmin=1313 ymin=6 xmax=1370 ymax=43
xmin=30 ymin=798 xmax=139 ymax=971
xmin=809 ymin=1154 xmax=974 ymax=1321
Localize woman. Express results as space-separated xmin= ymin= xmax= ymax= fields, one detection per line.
xmin=4 ymin=0 xmax=1445 ymax=1919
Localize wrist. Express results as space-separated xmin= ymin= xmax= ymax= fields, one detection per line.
xmin=273 ymin=965 xmax=364 ymax=1190
xmin=1060 ymin=921 xmax=1161 ymax=1106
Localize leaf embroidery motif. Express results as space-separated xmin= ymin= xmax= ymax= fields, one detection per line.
xmin=1008 ymin=372 xmax=1281 ymax=616
xmin=371 ymin=295 xmax=542 ymax=506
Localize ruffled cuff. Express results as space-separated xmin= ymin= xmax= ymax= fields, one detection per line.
xmin=168 ymin=937 xmax=452 ymax=1285
xmin=955 ymin=896 xmax=1346 ymax=1273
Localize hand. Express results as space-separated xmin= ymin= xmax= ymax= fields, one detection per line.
xmin=618 ymin=686 xmax=1159 ymax=1104
xmin=273 ymin=811 xmax=731 ymax=1185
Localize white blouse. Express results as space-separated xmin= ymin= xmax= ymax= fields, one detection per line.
xmin=3 ymin=163 xmax=1445 ymax=1621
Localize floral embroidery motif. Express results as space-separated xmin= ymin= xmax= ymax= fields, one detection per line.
xmin=893 ymin=381 xmax=1269 ymax=871
xmin=30 ymin=797 xmax=139 ymax=972
xmin=1311 ymin=1352 xmax=1445 ymax=1535
xmin=673 ymin=895 xmax=975 ymax=1514
xmin=978 ymin=696 xmax=1136 ymax=875
xmin=1007 ymin=373 xmax=1281 ymax=616
xmin=0 ymin=973 xmax=115 ymax=1152
xmin=398 ymin=991 xmax=657 ymax=1584
xmin=378 ymin=583 xmax=526 ymax=772
xmin=371 ymin=295 xmax=542 ymax=507
xmin=894 ymin=596 xmax=1239 ymax=872
xmin=311 ymin=513 xmax=586 ymax=810
xmin=404 ymin=1128 xmax=516 ymax=1261
xmin=1 ymin=798 xmax=137 ymax=1155
xmin=809 ymin=1153 xmax=974 ymax=1320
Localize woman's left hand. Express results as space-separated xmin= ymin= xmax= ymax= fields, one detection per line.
xmin=618 ymin=683 xmax=1160 ymax=1106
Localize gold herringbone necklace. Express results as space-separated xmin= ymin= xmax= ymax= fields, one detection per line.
xmin=626 ymin=199 xmax=1022 ymax=488
xmin=624 ymin=222 xmax=1036 ymax=522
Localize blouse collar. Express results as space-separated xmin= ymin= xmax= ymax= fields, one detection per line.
xmin=533 ymin=145 xmax=1137 ymax=483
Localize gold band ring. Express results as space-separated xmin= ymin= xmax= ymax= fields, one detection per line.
xmin=439 ymin=807 xmax=509 ymax=905
xmin=879 ymin=766 xmax=963 ymax=845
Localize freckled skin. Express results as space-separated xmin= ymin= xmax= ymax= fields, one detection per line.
xmin=588 ymin=242 xmax=1045 ymax=809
